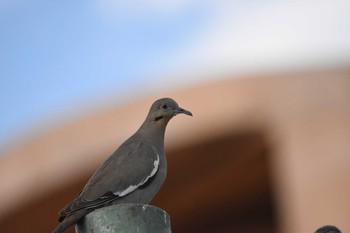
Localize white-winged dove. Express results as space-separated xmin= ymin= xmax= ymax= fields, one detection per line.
xmin=52 ymin=98 xmax=192 ymax=233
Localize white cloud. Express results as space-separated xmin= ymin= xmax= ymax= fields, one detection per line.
xmin=159 ymin=0 xmax=350 ymax=76
xmin=90 ymin=0 xmax=350 ymax=83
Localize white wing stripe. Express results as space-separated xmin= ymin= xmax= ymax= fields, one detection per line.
xmin=113 ymin=155 xmax=160 ymax=197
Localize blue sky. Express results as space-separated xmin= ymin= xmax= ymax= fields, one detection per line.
xmin=0 ymin=1 xmax=209 ymax=148
xmin=1 ymin=0 xmax=350 ymax=151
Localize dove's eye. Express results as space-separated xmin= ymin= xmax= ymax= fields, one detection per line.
xmin=160 ymin=104 xmax=171 ymax=110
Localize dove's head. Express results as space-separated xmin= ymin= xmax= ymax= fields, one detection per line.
xmin=148 ymin=98 xmax=192 ymax=123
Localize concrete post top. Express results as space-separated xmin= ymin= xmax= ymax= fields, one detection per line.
xmin=76 ymin=204 xmax=171 ymax=233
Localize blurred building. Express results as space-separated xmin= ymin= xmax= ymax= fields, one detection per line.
xmin=0 ymin=67 xmax=349 ymax=233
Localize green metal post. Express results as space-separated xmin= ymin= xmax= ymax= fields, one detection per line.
xmin=75 ymin=204 xmax=171 ymax=233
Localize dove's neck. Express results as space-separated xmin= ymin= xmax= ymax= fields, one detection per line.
xmin=135 ymin=119 xmax=169 ymax=148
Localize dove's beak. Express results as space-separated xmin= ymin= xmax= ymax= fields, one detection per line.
xmin=175 ymin=107 xmax=193 ymax=116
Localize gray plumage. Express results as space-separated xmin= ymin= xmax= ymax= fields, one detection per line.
xmin=52 ymin=98 xmax=192 ymax=233
xmin=315 ymin=225 xmax=342 ymax=233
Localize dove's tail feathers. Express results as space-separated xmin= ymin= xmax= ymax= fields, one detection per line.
xmin=52 ymin=210 xmax=91 ymax=233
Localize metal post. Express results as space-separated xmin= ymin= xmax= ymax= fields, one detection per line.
xmin=75 ymin=204 xmax=172 ymax=233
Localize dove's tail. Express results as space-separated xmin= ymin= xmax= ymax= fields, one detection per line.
xmin=52 ymin=210 xmax=91 ymax=233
